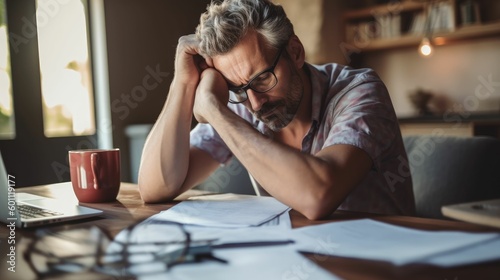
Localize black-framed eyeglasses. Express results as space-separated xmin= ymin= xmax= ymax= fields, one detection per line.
xmin=228 ymin=47 xmax=284 ymax=104
xmin=23 ymin=220 xmax=226 ymax=278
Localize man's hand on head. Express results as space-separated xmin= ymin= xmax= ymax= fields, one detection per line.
xmin=173 ymin=34 xmax=212 ymax=87
xmin=193 ymin=68 xmax=229 ymax=123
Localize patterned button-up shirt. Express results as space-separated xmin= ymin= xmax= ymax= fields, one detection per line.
xmin=190 ymin=63 xmax=416 ymax=216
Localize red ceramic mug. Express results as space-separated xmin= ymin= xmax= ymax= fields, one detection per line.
xmin=69 ymin=149 xmax=121 ymax=203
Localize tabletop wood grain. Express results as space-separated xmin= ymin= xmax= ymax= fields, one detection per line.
xmin=1 ymin=182 xmax=499 ymax=280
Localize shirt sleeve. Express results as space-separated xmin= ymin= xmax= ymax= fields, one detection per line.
xmin=322 ymin=77 xmax=399 ymax=171
xmin=190 ymin=123 xmax=233 ymax=164
xmin=189 ymin=103 xmax=259 ymax=165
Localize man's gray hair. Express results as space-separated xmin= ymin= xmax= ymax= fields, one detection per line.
xmin=196 ymin=0 xmax=294 ymax=57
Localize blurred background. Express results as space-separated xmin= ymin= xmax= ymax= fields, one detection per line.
xmin=0 ymin=0 xmax=499 ymax=188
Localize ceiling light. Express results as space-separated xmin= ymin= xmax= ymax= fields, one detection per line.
xmin=419 ymin=37 xmax=433 ymax=57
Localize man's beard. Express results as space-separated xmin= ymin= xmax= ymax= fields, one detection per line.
xmin=252 ymin=70 xmax=303 ymax=131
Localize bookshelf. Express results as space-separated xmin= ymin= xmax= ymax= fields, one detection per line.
xmin=343 ymin=0 xmax=500 ymax=52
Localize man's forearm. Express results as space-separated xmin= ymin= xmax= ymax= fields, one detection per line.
xmin=138 ymin=81 xmax=196 ymax=202
xmin=205 ymin=105 xmax=349 ymax=219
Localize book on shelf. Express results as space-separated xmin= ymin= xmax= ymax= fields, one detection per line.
xmin=432 ymin=1 xmax=456 ymax=32
xmin=344 ymin=0 xmax=460 ymax=43
xmin=410 ymin=11 xmax=426 ymax=35
xmin=410 ymin=0 xmax=456 ymax=35
xmin=374 ymin=13 xmax=402 ymax=39
xmin=346 ymin=13 xmax=403 ymax=43
xmin=460 ymin=0 xmax=481 ymax=26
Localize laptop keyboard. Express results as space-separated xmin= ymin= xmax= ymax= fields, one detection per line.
xmin=18 ymin=204 xmax=64 ymax=219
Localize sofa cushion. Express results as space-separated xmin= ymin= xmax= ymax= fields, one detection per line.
xmin=403 ymin=135 xmax=500 ymax=219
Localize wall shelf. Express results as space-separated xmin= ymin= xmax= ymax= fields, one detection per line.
xmin=354 ymin=21 xmax=500 ymax=51
xmin=343 ymin=1 xmax=426 ymax=21
xmin=343 ymin=0 xmax=500 ymax=52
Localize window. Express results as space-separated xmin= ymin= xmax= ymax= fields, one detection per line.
xmin=0 ymin=0 xmax=99 ymax=187
xmin=0 ymin=0 xmax=15 ymax=139
xmin=36 ymin=0 xmax=95 ymax=137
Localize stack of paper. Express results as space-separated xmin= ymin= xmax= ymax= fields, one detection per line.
xmin=290 ymin=218 xmax=500 ymax=266
xmin=153 ymin=193 xmax=290 ymax=228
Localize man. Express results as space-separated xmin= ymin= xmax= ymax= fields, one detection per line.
xmin=138 ymin=0 xmax=415 ymax=220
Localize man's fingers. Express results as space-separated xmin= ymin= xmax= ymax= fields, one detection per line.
xmin=198 ymin=56 xmax=209 ymax=71
xmin=205 ymin=56 xmax=214 ymax=68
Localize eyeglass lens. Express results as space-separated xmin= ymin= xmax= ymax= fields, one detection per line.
xmin=229 ymin=72 xmax=278 ymax=103
xmin=25 ymin=223 xmax=192 ymax=277
xmin=26 ymin=227 xmax=107 ymax=275
xmin=228 ymin=47 xmax=283 ymax=103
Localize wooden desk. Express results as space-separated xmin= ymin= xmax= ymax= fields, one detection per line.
xmin=1 ymin=182 xmax=499 ymax=280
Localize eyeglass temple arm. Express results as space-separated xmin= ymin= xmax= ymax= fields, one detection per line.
xmin=185 ymin=245 xmax=228 ymax=264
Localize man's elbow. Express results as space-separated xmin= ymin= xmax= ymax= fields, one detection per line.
xmin=301 ymin=204 xmax=336 ymax=221
xmin=140 ymin=189 xmax=164 ymax=203
xmin=138 ymin=177 xmax=175 ymax=203
xmin=300 ymin=188 xmax=342 ymax=220
xmin=139 ymin=186 xmax=163 ymax=203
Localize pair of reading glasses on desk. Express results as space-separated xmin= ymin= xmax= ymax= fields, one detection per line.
xmin=24 ymin=219 xmax=293 ymax=278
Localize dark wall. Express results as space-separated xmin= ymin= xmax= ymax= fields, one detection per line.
xmin=103 ymin=0 xmax=210 ymax=181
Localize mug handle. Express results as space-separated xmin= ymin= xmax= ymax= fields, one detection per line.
xmin=91 ymin=153 xmax=100 ymax=189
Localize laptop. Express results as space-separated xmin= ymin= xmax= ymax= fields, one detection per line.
xmin=0 ymin=151 xmax=103 ymax=228
xmin=442 ymin=199 xmax=500 ymax=229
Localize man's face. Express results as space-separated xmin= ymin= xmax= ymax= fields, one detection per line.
xmin=249 ymin=56 xmax=303 ymax=131
xmin=212 ymin=33 xmax=303 ymax=131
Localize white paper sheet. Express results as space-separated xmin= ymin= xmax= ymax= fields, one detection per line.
xmin=154 ymin=193 xmax=290 ymax=228
xmin=290 ymin=219 xmax=500 ymax=266
xmin=138 ymin=247 xmax=340 ymax=280
xmin=112 ymin=210 xmax=293 ymax=248
xmin=424 ymin=236 xmax=500 ymax=267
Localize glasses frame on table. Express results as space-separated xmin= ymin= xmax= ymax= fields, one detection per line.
xmin=23 ymin=219 xmax=224 ymax=278
xmin=228 ymin=46 xmax=285 ymax=104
